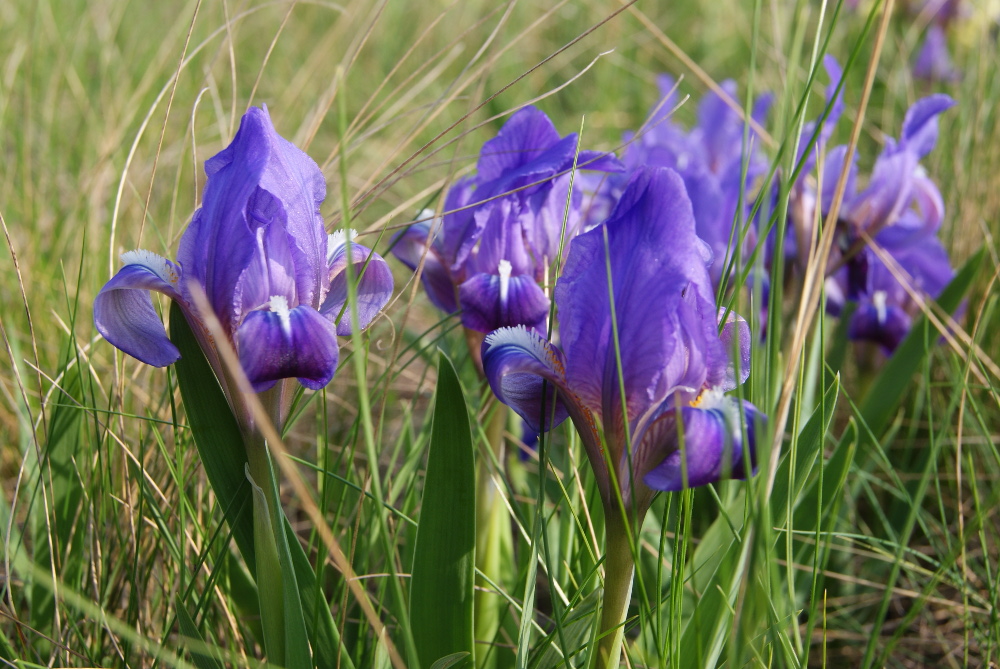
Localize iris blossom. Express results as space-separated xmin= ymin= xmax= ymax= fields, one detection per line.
xmin=846 ymin=236 xmax=954 ymax=351
xmin=584 ymin=76 xmax=772 ymax=285
xmin=484 ymin=166 xmax=761 ymax=665
xmin=914 ymin=24 xmax=962 ymax=82
xmin=825 ymin=95 xmax=956 ymax=352
xmin=391 ymin=106 xmax=622 ymax=335
xmin=483 ymin=166 xmax=761 ymax=520
xmin=94 ymin=106 xmax=393 ymax=419
xmin=907 ymin=0 xmax=965 ymax=82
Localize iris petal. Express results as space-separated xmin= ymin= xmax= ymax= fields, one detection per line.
xmin=177 ymin=107 xmax=328 ymax=333
xmin=524 ymin=172 xmax=583 ymax=263
xmin=555 ymin=167 xmax=715 ymax=424
xmin=458 ymin=272 xmax=549 ymax=334
xmin=253 ymin=107 xmax=328 ymax=309
xmin=322 ymin=232 xmax=394 ymax=336
xmin=643 ymin=395 xmax=761 ymax=492
xmin=466 ymin=200 xmax=534 ymax=277
xmin=236 ymin=186 xmax=298 ymax=320
xmin=177 ymin=113 xmax=272 ymax=333
xmin=796 ymin=56 xmax=846 ymax=177
xmin=476 ymin=107 xmax=565 ymax=183
xmin=846 ymin=150 xmax=918 ymax=232
xmin=93 ymin=252 xmax=184 ymax=367
xmin=914 ymin=26 xmax=962 ymax=83
xmin=237 ymin=302 xmax=339 ymax=392
xmin=900 ymin=94 xmax=956 ymax=158
xmin=438 ymin=176 xmax=478 ymax=272
xmin=390 ymin=221 xmax=457 ymax=313
xmin=820 ymin=146 xmax=857 ymax=211
xmin=696 ymin=80 xmax=742 ymax=173
xmin=481 ymin=326 xmax=571 ymax=433
xmin=848 ymin=301 xmax=912 ymax=353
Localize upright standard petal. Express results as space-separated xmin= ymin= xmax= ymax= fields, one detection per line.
xmin=177 ymin=107 xmax=329 ymax=333
xmin=555 ymin=167 xmax=714 ymax=424
xmin=476 ymin=107 xmax=564 ymax=183
xmin=914 ymin=26 xmax=962 ymax=83
xmin=93 ymin=251 xmax=184 ymax=367
xmin=796 ymin=56 xmax=846 ymax=176
xmin=899 ymin=94 xmax=956 ymax=158
xmin=251 ymin=107 xmax=329 ymax=309
xmin=177 ymin=110 xmax=266 ymax=320
xmin=695 ymin=80 xmax=743 ymax=173
xmin=237 ymin=298 xmax=340 ymax=392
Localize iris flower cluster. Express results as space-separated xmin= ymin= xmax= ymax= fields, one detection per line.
xmin=95 ymin=107 xmax=393 ymax=428
xmin=91 ymin=60 xmax=960 ymax=668
xmin=603 ymin=62 xmax=956 ymax=355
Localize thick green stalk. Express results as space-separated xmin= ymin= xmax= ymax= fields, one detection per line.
xmin=593 ymin=511 xmax=635 ymax=669
xmin=245 ymin=432 xmax=286 ymax=666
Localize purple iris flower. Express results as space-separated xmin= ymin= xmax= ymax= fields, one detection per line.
xmin=583 ymin=76 xmax=772 ymax=285
xmin=391 ymin=106 xmax=622 ymax=335
xmin=822 ymin=95 xmax=957 ymax=350
xmin=847 ymin=235 xmax=954 ymax=352
xmin=94 ymin=107 xmax=393 ymax=399
xmin=914 ymin=25 xmax=962 ymax=82
xmin=482 ymin=167 xmax=762 ymax=519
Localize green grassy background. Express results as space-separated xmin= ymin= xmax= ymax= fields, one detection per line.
xmin=1 ymin=0 xmax=999 ymax=666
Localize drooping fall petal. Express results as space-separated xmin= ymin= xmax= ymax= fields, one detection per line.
xmin=237 ymin=298 xmax=340 ymax=392
xmin=322 ymin=231 xmax=395 ymax=335
xmin=93 ymin=251 xmax=184 ymax=367
xmin=644 ymin=393 xmax=761 ymax=492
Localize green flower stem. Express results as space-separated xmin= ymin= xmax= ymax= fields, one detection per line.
xmin=593 ymin=511 xmax=635 ymax=669
xmin=474 ymin=403 xmax=512 ymax=669
xmin=245 ymin=428 xmax=287 ymax=666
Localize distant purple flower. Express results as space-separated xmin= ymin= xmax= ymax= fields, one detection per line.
xmin=847 ymin=235 xmax=954 ymax=352
xmin=584 ymin=76 xmax=772 ymax=285
xmin=94 ymin=107 xmax=393 ymax=397
xmin=914 ymin=25 xmax=962 ymax=82
xmin=482 ymin=167 xmax=761 ymax=518
xmin=824 ymin=95 xmax=957 ymax=350
xmin=392 ymin=107 xmax=622 ymax=335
